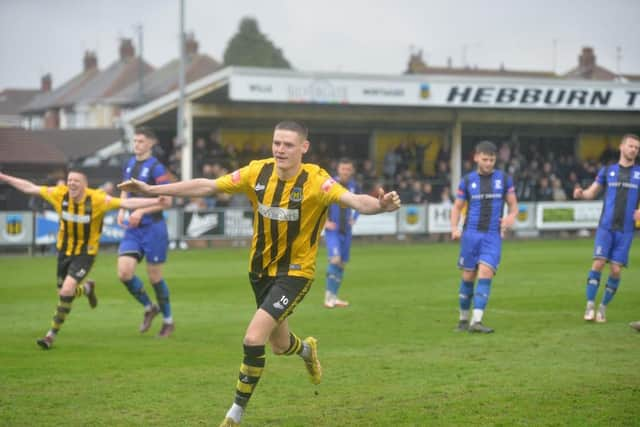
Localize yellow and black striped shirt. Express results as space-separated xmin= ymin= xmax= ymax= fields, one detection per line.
xmin=216 ymin=159 xmax=348 ymax=279
xmin=39 ymin=185 xmax=122 ymax=256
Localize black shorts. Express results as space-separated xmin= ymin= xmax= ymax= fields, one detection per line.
xmin=57 ymin=253 xmax=95 ymax=288
xmin=249 ymin=273 xmax=312 ymax=322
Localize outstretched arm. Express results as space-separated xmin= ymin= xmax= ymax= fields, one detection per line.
xmin=118 ymin=196 xmax=168 ymax=211
xmin=338 ymin=188 xmax=401 ymax=214
xmin=118 ymin=178 xmax=219 ymax=198
xmin=0 ymin=172 xmax=41 ymax=195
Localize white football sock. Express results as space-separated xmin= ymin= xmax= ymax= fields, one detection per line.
xmin=299 ymin=341 xmax=311 ymax=360
xmin=472 ymin=309 xmax=484 ymax=324
xmin=226 ymin=403 xmax=244 ymax=423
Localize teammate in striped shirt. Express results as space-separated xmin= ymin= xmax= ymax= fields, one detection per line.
xmin=0 ymin=170 xmax=164 ymax=349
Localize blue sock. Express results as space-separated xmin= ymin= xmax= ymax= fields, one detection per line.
xmin=473 ymin=279 xmax=492 ymax=310
xmin=334 ymin=266 xmax=344 ymax=295
xmin=326 ymin=264 xmax=342 ymax=295
xmin=458 ymin=280 xmax=474 ymax=310
xmin=601 ymin=277 xmax=620 ymax=306
xmin=123 ymin=276 xmax=152 ymax=307
xmin=152 ymin=279 xmax=172 ymax=320
xmin=586 ymin=270 xmax=601 ymax=302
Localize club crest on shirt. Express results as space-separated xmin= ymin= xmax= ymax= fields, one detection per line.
xmin=321 ymin=178 xmax=336 ymax=193
xmin=495 ymin=179 xmax=502 ymax=190
xmin=634 ymin=171 xmax=640 ymax=180
xmin=290 ymin=187 xmax=303 ymax=202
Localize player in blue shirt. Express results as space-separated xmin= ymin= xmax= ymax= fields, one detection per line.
xmin=323 ymin=158 xmax=360 ymax=308
xmin=450 ymin=141 xmax=518 ymax=333
xmin=573 ymin=134 xmax=640 ymax=323
xmin=117 ymin=127 xmax=175 ymax=337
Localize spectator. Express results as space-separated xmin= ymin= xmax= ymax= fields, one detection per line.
xmin=383 ymin=147 xmax=398 ymax=181
xmin=551 ymin=177 xmax=567 ymax=201
xmin=440 ymin=185 xmax=454 ymax=206
xmin=408 ymin=180 xmax=426 ymax=204
xmin=536 ymin=177 xmax=553 ymax=201
xmin=396 ymin=179 xmax=412 ymax=203
xmin=414 ymin=141 xmax=428 ymax=177
xmin=422 ymin=181 xmax=439 ymax=203
xmin=357 ymin=159 xmax=377 ymax=194
xmin=564 ymin=171 xmax=580 ymax=200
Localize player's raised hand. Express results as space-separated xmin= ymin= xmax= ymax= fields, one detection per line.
xmin=117 ymin=178 xmax=150 ymax=195
xmin=377 ymin=187 xmax=401 ymax=212
xmin=573 ymin=186 xmax=584 ymax=199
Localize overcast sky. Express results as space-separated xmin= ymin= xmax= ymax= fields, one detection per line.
xmin=1 ymin=0 xmax=639 ymax=90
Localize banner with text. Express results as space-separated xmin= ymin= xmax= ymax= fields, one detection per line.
xmin=536 ymin=201 xmax=602 ymax=230
xmin=427 ymin=203 xmax=453 ymax=233
xmin=229 ymin=73 xmax=640 ymax=111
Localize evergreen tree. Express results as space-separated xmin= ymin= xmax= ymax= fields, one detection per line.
xmin=223 ymin=17 xmax=292 ymax=68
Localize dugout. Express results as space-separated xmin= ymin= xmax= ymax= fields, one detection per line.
xmin=121 ymin=66 xmax=640 ymax=190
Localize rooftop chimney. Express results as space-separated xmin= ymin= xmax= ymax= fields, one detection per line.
xmin=185 ymin=32 xmax=199 ymax=55
xmin=83 ymin=51 xmax=98 ymax=71
xmin=579 ymin=47 xmax=596 ymax=69
xmin=41 ymin=73 xmax=52 ymax=92
xmin=120 ymin=38 xmax=135 ymax=60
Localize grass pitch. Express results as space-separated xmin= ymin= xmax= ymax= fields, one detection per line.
xmin=1 ymin=238 xmax=639 ymax=426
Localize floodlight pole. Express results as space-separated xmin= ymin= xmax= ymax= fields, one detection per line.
xmin=178 ymin=0 xmax=192 ymax=180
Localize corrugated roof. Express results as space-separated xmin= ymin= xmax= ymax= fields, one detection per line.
xmin=406 ymin=53 xmax=557 ymax=79
xmin=21 ymin=69 xmax=99 ymax=113
xmin=0 ymin=128 xmax=120 ymax=164
xmin=21 ymin=58 xmax=153 ymax=113
xmin=564 ymin=64 xmax=618 ymax=80
xmin=408 ymin=64 xmax=557 ymax=79
xmin=0 ymin=128 xmax=66 ymax=164
xmin=106 ymin=53 xmax=221 ymax=105
xmin=0 ymin=89 xmax=42 ymax=115
xmin=67 ymin=57 xmax=153 ymax=104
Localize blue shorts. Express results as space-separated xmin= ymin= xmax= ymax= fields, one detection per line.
xmin=593 ymin=227 xmax=634 ymax=266
xmin=325 ymin=231 xmax=352 ymax=263
xmin=457 ymin=231 xmax=502 ymax=272
xmin=118 ymin=220 xmax=169 ymax=264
